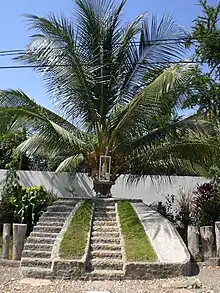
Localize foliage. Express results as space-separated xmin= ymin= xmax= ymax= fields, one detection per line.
xmin=150 ymin=194 xmax=176 ymax=223
xmin=150 ymin=190 xmax=193 ymax=229
xmin=0 ymin=131 xmax=30 ymax=170
xmin=117 ymin=200 xmax=157 ymax=261
xmin=59 ymin=200 xmax=92 ymax=259
xmin=9 ymin=185 xmax=57 ymax=231
xmin=175 ymin=189 xmax=193 ymax=229
xmin=0 ymin=167 xmax=57 ymax=233
xmin=187 ymin=0 xmax=220 ymax=77
xmin=0 ymin=0 xmax=219 ymax=188
xmin=191 ymin=182 xmax=220 ymax=227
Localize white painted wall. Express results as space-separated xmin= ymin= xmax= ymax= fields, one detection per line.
xmin=0 ymin=170 xmax=208 ymax=204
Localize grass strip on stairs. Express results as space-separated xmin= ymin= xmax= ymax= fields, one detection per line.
xmin=59 ymin=199 xmax=92 ymax=259
xmin=117 ymin=200 xmax=157 ymax=262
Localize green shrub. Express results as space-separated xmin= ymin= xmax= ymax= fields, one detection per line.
xmin=0 ymin=168 xmax=57 ymax=234
xmin=191 ymin=182 xmax=220 ymax=227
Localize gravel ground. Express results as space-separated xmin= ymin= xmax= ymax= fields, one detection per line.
xmin=0 ymin=265 xmax=219 ymax=293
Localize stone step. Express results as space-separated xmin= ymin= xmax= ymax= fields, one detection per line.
xmin=37 ymin=221 xmax=64 ymax=227
xmin=24 ymin=243 xmax=53 ymax=251
xmin=30 ymin=232 xmax=59 ymax=239
xmin=86 ymin=269 xmax=124 ymax=280
xmin=26 ymin=237 xmax=55 ymax=244
xmin=91 ymin=243 xmax=121 ymax=251
xmin=91 ymin=236 xmax=121 ymax=244
xmin=33 ymin=226 xmax=62 ymax=233
xmin=21 ymin=257 xmax=52 ymax=269
xmin=21 ymin=267 xmax=52 ymax=279
xmin=93 ymin=221 xmax=117 ymax=226
xmin=22 ymin=250 xmax=51 ymax=258
xmin=55 ymin=199 xmax=77 ymax=205
xmin=41 ymin=212 xmax=70 ymax=218
xmin=92 ymin=231 xmax=120 ymax=237
xmin=47 ymin=205 xmax=73 ymax=212
xmin=95 ymin=211 xmax=116 ymax=216
xmin=90 ymin=259 xmax=123 ymax=270
xmin=93 ymin=214 xmax=116 ymax=221
xmin=95 ymin=201 xmax=115 ymax=206
xmin=95 ymin=206 xmax=115 ymax=210
xmin=39 ymin=216 xmax=66 ymax=223
xmin=92 ymin=226 xmax=118 ymax=232
xmin=91 ymin=250 xmax=122 ymax=258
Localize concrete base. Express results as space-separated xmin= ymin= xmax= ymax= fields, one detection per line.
xmin=20 ymin=198 xmax=191 ymax=280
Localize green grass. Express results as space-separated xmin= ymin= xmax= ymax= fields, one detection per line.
xmin=117 ymin=200 xmax=157 ymax=262
xmin=59 ymin=200 xmax=92 ymax=259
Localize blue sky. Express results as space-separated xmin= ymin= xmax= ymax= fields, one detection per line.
xmin=0 ymin=0 xmax=217 ymax=110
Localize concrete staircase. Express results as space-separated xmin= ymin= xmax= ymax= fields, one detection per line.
xmin=21 ymin=198 xmax=78 ymax=278
xmin=86 ymin=200 xmax=124 ymax=280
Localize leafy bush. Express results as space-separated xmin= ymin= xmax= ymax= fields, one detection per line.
xmin=150 ymin=194 xmax=176 ymax=224
xmin=191 ymin=182 xmax=220 ymax=227
xmin=175 ymin=189 xmax=193 ymax=229
xmin=0 ymin=168 xmax=57 ymax=234
xmin=9 ymin=186 xmax=57 ymax=232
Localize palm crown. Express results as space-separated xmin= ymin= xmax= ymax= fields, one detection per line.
xmin=0 ymin=0 xmax=219 ymax=195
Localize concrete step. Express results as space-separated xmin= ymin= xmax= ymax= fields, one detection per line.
xmin=93 ymin=216 xmax=116 ymax=221
xmin=91 ymin=250 xmax=122 ymax=258
xmin=41 ymin=212 xmax=70 ymax=218
xmin=26 ymin=237 xmax=55 ymax=244
xmin=37 ymin=221 xmax=64 ymax=227
xmin=95 ymin=201 xmax=115 ymax=206
xmin=24 ymin=243 xmax=53 ymax=251
xmin=92 ymin=226 xmax=118 ymax=232
xmin=21 ymin=267 xmax=52 ymax=279
xmin=22 ymin=250 xmax=51 ymax=259
xmin=21 ymin=257 xmax=52 ymax=269
xmin=90 ymin=259 xmax=123 ymax=270
xmin=30 ymin=232 xmax=59 ymax=238
xmin=85 ymin=269 xmax=124 ymax=280
xmin=91 ymin=236 xmax=121 ymax=244
xmin=93 ymin=220 xmax=117 ymax=226
xmin=47 ymin=205 xmax=73 ymax=212
xmin=55 ymin=199 xmax=77 ymax=205
xmin=91 ymin=243 xmax=121 ymax=251
xmin=95 ymin=206 xmax=115 ymax=210
xmin=33 ymin=226 xmax=62 ymax=233
xmin=39 ymin=216 xmax=66 ymax=223
xmin=92 ymin=231 xmax=120 ymax=238
xmin=94 ymin=211 xmax=116 ymax=216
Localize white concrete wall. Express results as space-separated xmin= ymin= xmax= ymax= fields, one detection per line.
xmin=0 ymin=170 xmax=208 ymax=204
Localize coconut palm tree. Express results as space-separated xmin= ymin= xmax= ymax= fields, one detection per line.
xmin=0 ymin=0 xmax=219 ymax=196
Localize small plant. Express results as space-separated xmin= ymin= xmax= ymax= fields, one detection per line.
xmin=0 ymin=167 xmax=57 ymax=234
xmin=191 ymin=182 xmax=220 ymax=227
xmin=150 ymin=194 xmax=176 ymax=224
xmin=175 ymin=189 xmax=193 ymax=229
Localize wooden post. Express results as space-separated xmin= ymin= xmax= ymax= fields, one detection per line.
xmin=187 ymin=225 xmax=202 ymax=261
xmin=2 ymin=224 xmax=11 ymax=259
xmin=12 ymin=223 xmax=27 ymax=261
xmin=200 ymin=226 xmax=214 ymax=260
xmin=215 ymin=222 xmax=220 ymax=257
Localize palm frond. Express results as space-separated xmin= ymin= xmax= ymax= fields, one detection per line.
xmin=56 ymin=154 xmax=85 ymax=172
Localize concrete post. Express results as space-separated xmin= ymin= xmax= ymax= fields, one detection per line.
xmin=215 ymin=222 xmax=220 ymax=256
xmin=12 ymin=223 xmax=27 ymax=260
xmin=200 ymin=226 xmax=214 ymax=260
xmin=187 ymin=225 xmax=201 ymax=261
xmin=2 ymin=224 xmax=11 ymax=259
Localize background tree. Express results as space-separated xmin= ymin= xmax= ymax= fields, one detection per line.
xmin=183 ymin=0 xmax=220 ymax=116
